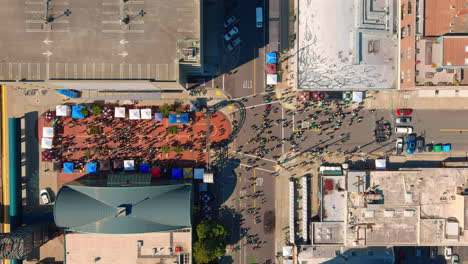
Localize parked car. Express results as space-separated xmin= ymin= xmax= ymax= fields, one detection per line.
xmin=430 ymin=247 xmax=437 ymax=259
xmin=445 ymin=246 xmax=453 ymax=260
xmin=396 ymin=137 xmax=404 ymax=155
xmin=40 ymin=189 xmax=52 ymax=204
xmin=425 ymin=144 xmax=433 ymax=152
xmin=224 ymin=26 xmax=239 ymax=41
xmin=396 ymin=117 xmax=412 ymax=123
xmin=223 ymin=16 xmax=236 ymax=28
xmin=452 ymin=255 xmax=460 ymax=264
xmin=443 ymin=144 xmax=452 ymax=152
xmin=395 ymin=126 xmax=413 ymax=134
xmin=396 ymin=109 xmax=412 ymax=116
xmin=416 ymin=136 xmax=425 ymax=152
xmin=406 ymin=133 xmax=416 ymax=154
xmin=226 ymin=37 xmax=241 ymax=52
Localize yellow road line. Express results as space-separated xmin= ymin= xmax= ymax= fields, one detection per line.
xmin=440 ymin=129 xmax=468 ymax=132
xmin=2 ymin=85 xmax=9 ymax=238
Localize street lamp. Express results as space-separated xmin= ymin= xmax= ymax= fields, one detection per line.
xmin=121 ymin=9 xmax=146 ymax=24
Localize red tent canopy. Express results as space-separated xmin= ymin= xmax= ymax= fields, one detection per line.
xmin=151 ymin=168 xmax=161 ymax=178
xmin=266 ymin=63 xmax=277 ymax=74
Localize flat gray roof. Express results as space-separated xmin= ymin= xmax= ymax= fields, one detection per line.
xmin=0 ymin=0 xmax=200 ymax=81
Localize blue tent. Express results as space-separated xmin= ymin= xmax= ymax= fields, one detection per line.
xmin=63 ymin=163 xmax=74 ymax=173
xmin=169 ymin=113 xmax=189 ymax=124
xmin=86 ymin=163 xmax=97 ymax=173
xmin=266 ymin=52 xmax=277 ymax=64
xmin=194 ymin=168 xmax=204 ymax=180
xmin=57 ymin=89 xmax=79 ymax=98
xmin=172 ymin=168 xmax=183 ymax=179
xmin=443 ymin=144 xmax=452 ymax=152
xmin=72 ymin=106 xmax=86 ymax=118
xmin=155 ymin=113 xmax=163 ymax=121
xmin=140 ymin=163 xmax=150 ymax=173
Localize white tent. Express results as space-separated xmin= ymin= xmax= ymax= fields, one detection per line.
xmin=352 ymin=91 xmax=364 ymax=103
xmin=282 ymin=246 xmax=293 ymax=257
xmin=124 ymin=160 xmax=135 ymax=170
xmin=114 ymin=107 xmax=126 ymax=118
xmin=266 ymin=74 xmax=277 ymax=85
xmin=203 ymin=172 xmax=214 ymax=183
xmin=140 ymin=109 xmax=152 ymax=119
xmin=42 ymin=127 xmax=54 ymax=138
xmin=129 ymin=109 xmax=140 ymax=120
xmin=56 ymin=105 xmax=71 ymax=116
xmin=375 ymin=159 xmax=386 ymax=170
xmin=41 ymin=138 xmax=52 ymax=149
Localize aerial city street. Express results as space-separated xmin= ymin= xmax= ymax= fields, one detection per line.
xmin=0 ymin=0 xmax=468 ymax=264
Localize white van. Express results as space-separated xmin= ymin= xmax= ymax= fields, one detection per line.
xmin=256 ymin=7 xmax=263 ymax=28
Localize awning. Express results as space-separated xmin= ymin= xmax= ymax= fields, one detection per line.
xmin=172 ymin=168 xmax=183 ymax=179
xmin=42 ymin=151 xmax=53 ymax=162
xmin=41 ymin=137 xmax=52 ymax=149
xmin=312 ymin=91 xmax=325 ymax=101
xmin=57 ymin=89 xmax=79 ymax=98
xmin=141 ymin=109 xmax=152 ymax=119
xmin=63 ymin=162 xmax=74 ymax=173
xmin=129 ymin=109 xmax=140 ymax=120
xmin=155 ymin=113 xmax=163 ymax=121
xmin=56 ymin=105 xmax=71 ymax=116
xmin=124 ymin=160 xmax=135 ymax=170
xmin=86 ymin=163 xmax=97 ymax=173
xmin=114 ymin=107 xmax=126 ymax=118
xmin=169 ymin=113 xmax=189 ymax=124
xmin=266 ymin=74 xmax=277 ymax=85
xmin=72 ymin=106 xmax=86 ymax=118
xmin=43 ymin=127 xmax=54 ymax=138
xmin=266 ymin=52 xmax=277 ymax=63
xmin=42 ymin=110 xmax=56 ymax=122
xmin=194 ymin=168 xmax=204 ymax=179
xmin=151 ymin=168 xmax=161 ymax=178
xmin=140 ymin=163 xmax=150 ymax=173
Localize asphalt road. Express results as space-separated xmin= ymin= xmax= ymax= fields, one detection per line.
xmin=220 ymin=0 xmax=267 ymax=99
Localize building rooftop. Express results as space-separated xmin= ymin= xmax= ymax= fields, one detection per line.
xmin=425 ymin=0 xmax=468 ymax=36
xmin=0 ymin=0 xmax=200 ymax=81
xmin=65 ymin=230 xmax=192 ymax=264
xmin=346 ymin=168 xmax=468 ymax=246
xmin=313 ymin=222 xmax=344 ymax=244
xmin=443 ymin=37 xmax=468 ymax=66
xmin=321 ymin=176 xmax=346 ymax=222
xmin=297 ymin=246 xmax=394 ymax=264
xmin=296 ymin=0 xmax=397 ymax=90
xmin=54 ymin=184 xmax=193 ymax=234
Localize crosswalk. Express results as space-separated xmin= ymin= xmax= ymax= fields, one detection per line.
xmin=0 ymin=63 xmax=172 ymax=81
xmin=243 ymin=80 xmax=253 ymax=89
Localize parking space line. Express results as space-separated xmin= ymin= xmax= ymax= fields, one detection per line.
xmin=110 ymin=64 xmax=114 ymax=78
xmin=129 ymin=64 xmax=132 ymax=79
xmin=92 ymin=62 xmax=96 ymax=79
xmin=18 ymin=63 xmax=21 ymax=80
xmin=64 ymin=63 xmax=68 ymax=79
xmin=36 ymin=63 xmax=40 ymax=80
xmin=102 ymin=30 xmax=144 ymax=33
xmin=120 ymin=64 xmax=123 ymax=79
xmin=74 ymin=64 xmax=77 ymax=79
xmin=8 ymin=63 xmax=12 ymax=79
xmin=138 ymin=64 xmax=141 ymax=79
xmin=83 ymin=64 xmax=87 ymax=79
xmin=236 ymin=152 xmax=277 ymax=163
xmin=156 ymin=64 xmax=159 ymax=79
xmin=27 ymin=63 xmax=31 ymax=80
xmin=101 ymin=63 xmax=105 ymax=79
xmin=146 ymin=64 xmax=150 ymax=79
xmin=46 ymin=63 xmax=49 ymax=80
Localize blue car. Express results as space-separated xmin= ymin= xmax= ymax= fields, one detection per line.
xmin=407 ymin=133 xmax=416 ymax=154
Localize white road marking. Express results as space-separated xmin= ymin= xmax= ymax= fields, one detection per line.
xmin=101 ymin=63 xmax=105 ymax=79
xmin=226 ymin=160 xmax=275 ymax=173
xmin=222 ymin=74 xmax=225 ymax=91
xmin=156 ymin=64 xmax=159 ymax=79
xmin=236 ymin=152 xmax=276 ymax=163
xmin=138 ymin=64 xmax=141 ymax=79
xmin=256 ymin=177 xmax=263 ymax=187
xmin=46 ymin=63 xmax=49 ymax=80
xmin=83 ymin=63 xmax=86 ymax=78
xmin=147 ymin=64 xmax=150 ymax=79
xmin=74 ymin=64 xmax=77 ymax=79
xmin=9 ymin=63 xmax=12 ymax=79
xmin=93 ymin=62 xmax=96 ymax=79
xmin=65 ymin=63 xmax=68 ymax=78
xmin=110 ymin=64 xmax=114 ymax=78
xmin=42 ymin=51 xmax=52 ymax=56
xmin=120 ymin=64 xmax=123 ymax=79
xmin=118 ymin=51 xmax=128 ymax=57
xmin=129 ymin=64 xmax=132 ymax=79
xmin=242 ymin=80 xmax=253 ymax=89
xmin=27 ymin=63 xmax=31 ymax=80
xmin=18 ymin=63 xmax=21 ymax=79
xmin=102 ymin=30 xmax=144 ymax=33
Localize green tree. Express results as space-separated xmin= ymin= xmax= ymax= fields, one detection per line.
xmin=161 ymin=103 xmax=171 ymax=117
xmin=161 ymin=145 xmax=171 ymax=154
xmin=80 ymin=107 xmax=89 ymax=117
xmin=91 ymin=105 xmax=103 ymax=115
xmin=172 ymin=145 xmax=183 ymax=153
xmin=167 ymin=126 xmax=178 ymax=134
xmin=193 ymin=221 xmax=227 ymax=264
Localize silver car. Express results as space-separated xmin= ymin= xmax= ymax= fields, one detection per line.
xmin=227 ymin=37 xmax=241 ymax=52
xmin=224 ymin=26 xmax=239 ymax=41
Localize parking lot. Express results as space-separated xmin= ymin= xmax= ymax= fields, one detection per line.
xmin=0 ymin=0 xmax=199 ymax=80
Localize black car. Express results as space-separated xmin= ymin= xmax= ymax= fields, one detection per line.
xmin=416 ymin=136 xmax=425 ymax=152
